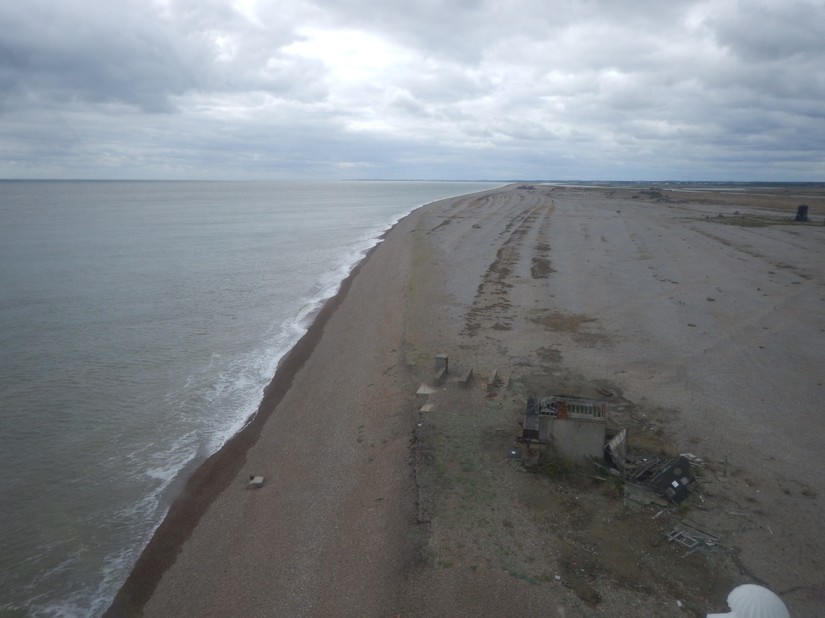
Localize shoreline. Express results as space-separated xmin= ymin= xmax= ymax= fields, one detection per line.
xmin=104 ymin=228 xmax=390 ymax=616
xmin=104 ymin=185 xmax=501 ymax=616
xmin=106 ymin=184 xmax=825 ymax=616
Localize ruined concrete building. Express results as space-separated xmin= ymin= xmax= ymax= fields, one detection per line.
xmin=520 ymin=395 xmax=607 ymax=463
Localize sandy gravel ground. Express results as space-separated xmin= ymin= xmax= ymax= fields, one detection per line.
xmin=108 ymin=185 xmax=825 ymax=617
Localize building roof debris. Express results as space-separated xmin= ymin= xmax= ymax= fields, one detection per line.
xmin=517 ymin=394 xmax=700 ymax=504
xmin=666 ymin=520 xmax=720 ymax=554
xmin=648 ymin=455 xmax=696 ymax=505
xmin=605 ymin=428 xmax=627 ymax=471
xmin=622 ymin=454 xmax=697 ymax=505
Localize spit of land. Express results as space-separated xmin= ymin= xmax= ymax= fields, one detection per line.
xmin=108 ymin=184 xmax=825 ymax=617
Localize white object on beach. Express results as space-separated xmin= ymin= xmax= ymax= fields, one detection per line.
xmin=247 ymin=475 xmax=265 ymax=489
xmin=707 ymin=584 xmax=790 ymax=618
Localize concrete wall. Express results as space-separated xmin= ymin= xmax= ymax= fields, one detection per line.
xmin=550 ymin=419 xmax=605 ymax=463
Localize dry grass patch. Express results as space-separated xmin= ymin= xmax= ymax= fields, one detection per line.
xmin=529 ymin=310 xmax=596 ymax=333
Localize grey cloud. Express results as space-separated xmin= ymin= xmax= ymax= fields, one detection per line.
xmin=317 ymin=0 xmax=695 ymax=66
xmin=1 ymin=0 xmax=823 ymax=180
xmin=389 ymin=92 xmax=431 ymax=117
xmin=0 ymin=0 xmax=325 ymax=112
xmin=403 ymin=66 xmax=493 ymax=104
xmin=0 ymin=2 xmax=207 ymax=112
xmin=708 ymin=0 xmax=825 ymax=62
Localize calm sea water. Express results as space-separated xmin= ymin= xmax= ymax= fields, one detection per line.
xmin=0 ymin=180 xmax=496 ymax=617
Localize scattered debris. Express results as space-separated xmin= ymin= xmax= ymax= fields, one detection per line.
xmin=458 ymin=366 xmax=474 ymax=387
xmin=648 ymin=455 xmax=696 ymax=505
xmin=623 ymin=482 xmax=669 ymax=508
xmin=627 ymin=454 xmax=666 ymax=483
xmin=680 ymin=453 xmax=704 ymax=468
xmin=605 ymin=428 xmax=628 ymax=471
xmin=617 ymin=454 xmax=697 ymax=504
xmin=666 ymin=520 xmax=719 ymax=554
xmin=520 ymin=392 xmax=699 ymax=503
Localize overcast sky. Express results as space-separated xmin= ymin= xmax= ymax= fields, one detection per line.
xmin=1 ymin=0 xmax=823 ymax=180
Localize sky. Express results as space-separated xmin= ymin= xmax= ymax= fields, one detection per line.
xmin=1 ymin=0 xmax=823 ymax=181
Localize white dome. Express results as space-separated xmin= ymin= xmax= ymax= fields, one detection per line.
xmin=726 ymin=584 xmax=790 ymax=618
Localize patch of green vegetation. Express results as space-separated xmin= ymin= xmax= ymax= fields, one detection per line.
xmin=421 ymin=543 xmax=439 ymax=566
xmin=507 ymin=570 xmax=542 ymax=585
xmin=459 ymin=456 xmax=480 ymax=473
xmin=534 ymin=456 xmax=573 ymax=479
xmin=600 ymin=475 xmax=625 ymax=500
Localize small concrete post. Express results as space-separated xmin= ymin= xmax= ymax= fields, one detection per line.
xmin=434 ymin=354 xmax=448 ymax=374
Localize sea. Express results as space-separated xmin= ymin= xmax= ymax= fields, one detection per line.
xmin=0 ymin=180 xmax=497 ymax=617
